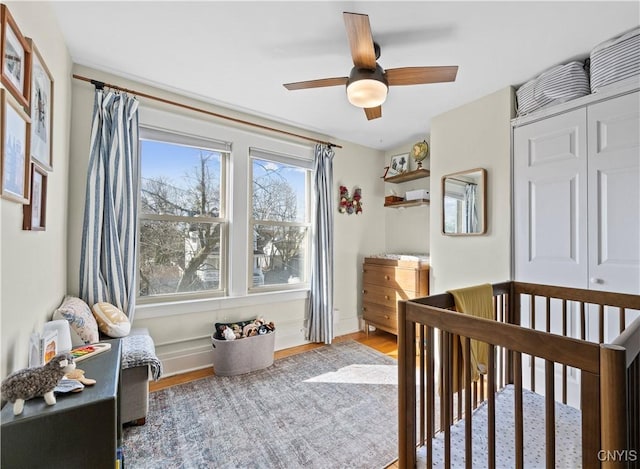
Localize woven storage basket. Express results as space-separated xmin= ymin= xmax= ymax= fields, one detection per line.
xmin=211 ymin=331 xmax=275 ymax=376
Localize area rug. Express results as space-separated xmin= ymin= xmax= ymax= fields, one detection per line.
xmin=123 ymin=340 xmax=399 ymax=468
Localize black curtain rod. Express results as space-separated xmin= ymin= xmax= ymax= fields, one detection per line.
xmin=73 ymin=74 xmax=342 ymax=149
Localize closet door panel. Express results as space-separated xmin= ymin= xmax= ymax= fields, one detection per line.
xmin=514 ymin=108 xmax=588 ymax=288
xmin=587 ymin=91 xmax=640 ymax=295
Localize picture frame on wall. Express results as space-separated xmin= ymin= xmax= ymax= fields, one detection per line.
xmin=1 ymin=88 xmax=31 ymax=203
xmin=1 ymin=4 xmax=31 ymax=109
xmin=387 ymin=153 xmax=409 ymax=177
xmin=27 ymin=38 xmax=53 ymax=170
xmin=23 ymin=162 xmax=47 ymax=230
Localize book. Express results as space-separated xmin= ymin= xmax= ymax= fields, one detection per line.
xmin=28 ymin=330 xmax=58 ymax=368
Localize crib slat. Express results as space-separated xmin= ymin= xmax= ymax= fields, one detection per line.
xmin=419 ymin=325 xmax=425 ymax=445
xmin=545 ymin=360 xmax=556 ymax=468
xmin=487 ymin=344 xmax=496 ymax=469
xmin=562 ymin=300 xmax=568 ymax=404
xmin=514 ymin=352 xmax=524 ymax=469
xmin=531 ymin=295 xmax=536 ymax=393
xmin=427 ymin=326 xmax=435 ymax=468
xmin=620 ymin=307 xmax=626 ymax=334
xmin=599 ymin=304 xmax=604 ymax=344
xmin=581 ymin=302 xmax=586 ymax=341
xmin=464 ymin=336 xmax=472 ymax=469
xmin=546 ymin=296 xmax=551 ymax=333
xmin=457 ymin=345 xmax=463 ymax=421
xmin=443 ymin=330 xmax=451 ymax=469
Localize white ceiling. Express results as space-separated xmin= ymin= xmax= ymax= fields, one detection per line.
xmin=50 ymin=1 xmax=639 ymax=151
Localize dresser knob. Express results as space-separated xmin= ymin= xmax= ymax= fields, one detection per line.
xmin=362 ymin=290 xmax=367 ymax=294
xmin=384 ymin=295 xmax=390 ymax=300
xmin=384 ymin=275 xmax=390 ymax=280
xmin=384 ymin=315 xmax=390 ymax=319
xmin=363 ymin=307 xmax=367 ymax=311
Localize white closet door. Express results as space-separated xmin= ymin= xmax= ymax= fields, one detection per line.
xmin=514 ymin=108 xmax=588 ymax=288
xmin=587 ymin=91 xmax=640 ymax=295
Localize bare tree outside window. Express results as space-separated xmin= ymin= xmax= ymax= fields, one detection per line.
xmin=251 ymin=157 xmax=310 ymax=287
xmin=139 ymin=137 xmax=225 ymax=298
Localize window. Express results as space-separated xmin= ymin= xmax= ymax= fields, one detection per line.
xmin=250 ymin=149 xmax=311 ymax=290
xmin=138 ymin=128 xmax=228 ymax=299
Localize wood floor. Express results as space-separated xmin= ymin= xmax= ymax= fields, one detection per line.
xmin=149 ymin=329 xmax=398 ymax=392
xmin=147 ymin=329 xmax=400 ymax=468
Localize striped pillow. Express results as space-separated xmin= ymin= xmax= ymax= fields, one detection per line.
xmin=590 ymin=27 xmax=640 ymax=93
xmin=516 ymin=61 xmax=590 ymax=116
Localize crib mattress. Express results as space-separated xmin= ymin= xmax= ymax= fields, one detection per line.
xmin=416 ymin=384 xmax=582 ymax=468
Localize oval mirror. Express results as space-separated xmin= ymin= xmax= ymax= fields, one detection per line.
xmin=442 ymin=168 xmax=487 ymax=235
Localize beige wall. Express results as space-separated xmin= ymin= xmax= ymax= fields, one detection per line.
xmin=383 ymin=139 xmax=431 ymax=254
xmin=429 ymin=87 xmax=515 ymax=294
xmin=0 ymin=2 xmax=72 ymax=377
xmin=68 ymin=65 xmax=386 ymax=375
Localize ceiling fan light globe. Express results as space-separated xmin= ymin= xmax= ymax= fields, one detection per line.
xmin=346 ymin=79 xmax=388 ymax=108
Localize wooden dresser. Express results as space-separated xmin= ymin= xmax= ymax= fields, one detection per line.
xmin=362 ymin=256 xmax=429 ymax=335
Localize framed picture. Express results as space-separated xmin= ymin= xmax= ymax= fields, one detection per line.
xmin=27 ymin=38 xmax=53 ymax=170
xmin=23 ymin=162 xmax=47 ymax=230
xmin=388 ymin=153 xmax=409 ymax=176
xmin=1 ymin=88 xmax=31 ymax=203
xmin=1 ymin=4 xmax=31 ymax=109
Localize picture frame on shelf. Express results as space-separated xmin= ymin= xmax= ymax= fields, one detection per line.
xmin=27 ymin=38 xmax=53 ymax=170
xmin=1 ymin=88 xmax=31 ymax=203
xmin=23 ymin=162 xmax=47 ymax=230
xmin=387 ymin=153 xmax=408 ymax=177
xmin=1 ymin=4 xmax=31 ymax=108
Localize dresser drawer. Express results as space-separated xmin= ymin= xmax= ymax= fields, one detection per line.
xmin=362 ymin=302 xmax=397 ymax=333
xmin=362 ymin=284 xmax=415 ymax=308
xmin=362 ymin=265 xmax=422 ymax=292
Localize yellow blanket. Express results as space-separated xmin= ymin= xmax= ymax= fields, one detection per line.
xmin=448 ymin=283 xmax=494 ymax=384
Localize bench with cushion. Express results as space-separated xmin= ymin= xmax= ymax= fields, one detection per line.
xmin=121 ymin=328 xmax=162 ymax=425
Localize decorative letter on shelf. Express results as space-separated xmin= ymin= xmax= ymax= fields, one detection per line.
xmin=339 ymin=186 xmax=363 ymax=215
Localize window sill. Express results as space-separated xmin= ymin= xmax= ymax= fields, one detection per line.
xmin=135 ymin=289 xmax=310 ymax=319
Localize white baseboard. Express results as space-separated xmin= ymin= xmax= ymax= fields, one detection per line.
xmin=156 ymin=319 xmax=363 ymax=377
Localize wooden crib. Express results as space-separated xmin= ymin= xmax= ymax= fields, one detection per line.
xmin=398 ymin=281 xmax=640 ymax=468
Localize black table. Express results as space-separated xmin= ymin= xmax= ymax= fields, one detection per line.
xmin=1 ymin=339 xmax=121 ymax=469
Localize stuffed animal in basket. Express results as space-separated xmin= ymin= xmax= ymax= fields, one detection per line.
xmin=1 ymin=353 xmax=76 ymax=415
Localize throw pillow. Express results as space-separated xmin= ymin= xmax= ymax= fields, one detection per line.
xmin=52 ymin=296 xmax=100 ymax=346
xmin=91 ymin=302 xmax=131 ymax=338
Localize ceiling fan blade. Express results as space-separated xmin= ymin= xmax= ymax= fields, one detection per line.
xmin=364 ymin=106 xmax=382 ymax=120
xmin=343 ymin=12 xmax=377 ymax=69
xmin=283 ymin=77 xmax=348 ymax=91
xmin=386 ymin=66 xmax=458 ymax=86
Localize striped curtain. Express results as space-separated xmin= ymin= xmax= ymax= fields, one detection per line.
xmin=80 ymin=90 xmax=139 ymax=320
xmin=306 ymin=144 xmax=335 ymax=344
xmin=464 ymin=183 xmax=478 ymax=233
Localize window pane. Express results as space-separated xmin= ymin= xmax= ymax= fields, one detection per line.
xmin=139 ymin=221 xmax=222 ymax=297
xmin=140 ymin=139 xmax=223 ymax=217
xmin=252 ymin=158 xmax=307 ymax=223
xmin=253 ymin=224 xmax=308 ymax=286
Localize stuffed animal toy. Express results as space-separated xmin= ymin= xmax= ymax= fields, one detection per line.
xmin=1 ymin=353 xmax=76 ymax=415
xmin=222 ymin=326 xmax=236 ymax=341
